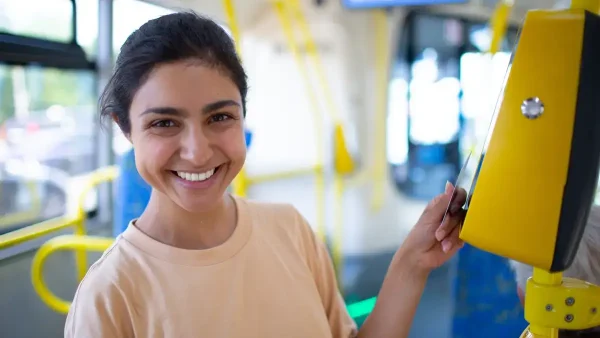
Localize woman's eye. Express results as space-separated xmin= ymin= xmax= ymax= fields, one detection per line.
xmin=151 ymin=120 xmax=175 ymax=128
xmin=210 ymin=113 xmax=231 ymax=123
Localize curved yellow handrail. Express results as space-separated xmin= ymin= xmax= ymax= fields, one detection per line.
xmin=31 ymin=235 xmax=114 ymax=314
xmin=25 ymin=166 xmax=119 ymax=314
xmin=0 ymin=166 xmax=118 ymax=252
xmin=69 ymin=165 xmax=119 ymax=281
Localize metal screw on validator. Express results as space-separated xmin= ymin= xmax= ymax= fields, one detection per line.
xmin=566 ymin=297 xmax=575 ymax=306
xmin=521 ymin=97 xmax=544 ymax=119
xmin=565 ymin=314 xmax=574 ymax=323
xmin=546 ymin=304 xmax=553 ymax=311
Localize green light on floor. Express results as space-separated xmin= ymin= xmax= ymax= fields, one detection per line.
xmin=347 ymin=297 xmax=376 ymax=319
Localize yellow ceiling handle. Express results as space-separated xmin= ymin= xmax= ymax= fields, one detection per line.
xmin=222 ymin=0 xmax=242 ymax=55
xmin=286 ymin=0 xmax=355 ymax=176
xmin=489 ymin=0 xmax=514 ymax=55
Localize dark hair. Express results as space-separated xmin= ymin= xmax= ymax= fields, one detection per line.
xmin=99 ymin=11 xmax=248 ymax=134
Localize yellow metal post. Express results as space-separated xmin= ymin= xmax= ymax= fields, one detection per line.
xmin=272 ymin=1 xmax=327 ymax=243
xmin=286 ymin=0 xmax=347 ymax=283
xmin=222 ymin=0 xmax=248 ymax=198
xmin=371 ymin=9 xmax=389 ymax=212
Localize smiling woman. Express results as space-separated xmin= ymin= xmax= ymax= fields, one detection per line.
xmin=126 ymin=62 xmax=246 ymax=215
xmin=65 ymin=11 xmax=468 ymax=338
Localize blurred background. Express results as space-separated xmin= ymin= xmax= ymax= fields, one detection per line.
xmin=0 ymin=0 xmax=588 ymax=337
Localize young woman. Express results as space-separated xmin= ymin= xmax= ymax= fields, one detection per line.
xmin=65 ymin=12 xmax=466 ymax=338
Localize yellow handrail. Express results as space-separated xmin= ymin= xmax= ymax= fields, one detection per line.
xmin=0 ymin=166 xmax=118 ymax=252
xmin=31 ymin=235 xmax=114 ymax=314
xmin=247 ymin=165 xmax=323 ymax=186
xmin=71 ymin=166 xmax=119 ymax=280
xmin=24 ymin=166 xmax=119 ymax=314
xmin=0 ymin=216 xmax=79 ymax=250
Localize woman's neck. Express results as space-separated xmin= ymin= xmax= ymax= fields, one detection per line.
xmin=135 ymin=190 xmax=238 ymax=250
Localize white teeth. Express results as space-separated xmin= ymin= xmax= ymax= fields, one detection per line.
xmin=176 ymin=168 xmax=216 ymax=182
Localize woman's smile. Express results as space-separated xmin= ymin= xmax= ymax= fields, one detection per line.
xmin=170 ymin=164 xmax=225 ymax=190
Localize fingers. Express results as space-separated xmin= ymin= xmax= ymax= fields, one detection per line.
xmin=450 ymin=187 xmax=467 ymax=215
xmin=435 ymin=187 xmax=467 ymax=241
xmin=435 ymin=208 xmax=464 ymax=241
xmin=441 ymin=222 xmax=463 ymax=253
xmin=422 ymin=188 xmax=451 ymax=217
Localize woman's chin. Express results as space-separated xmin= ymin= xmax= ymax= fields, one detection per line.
xmin=174 ymin=193 xmax=228 ymax=214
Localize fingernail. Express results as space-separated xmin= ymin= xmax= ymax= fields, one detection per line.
xmin=442 ymin=240 xmax=453 ymax=253
xmin=445 ymin=181 xmax=452 ymax=194
xmin=435 ymin=229 xmax=446 ymax=241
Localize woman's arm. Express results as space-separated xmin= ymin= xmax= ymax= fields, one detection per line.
xmin=356 ymin=250 xmax=429 ymax=338
xmin=357 ymin=184 xmax=466 ymax=338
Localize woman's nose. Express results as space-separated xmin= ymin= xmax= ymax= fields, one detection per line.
xmin=180 ymin=128 xmax=213 ymax=165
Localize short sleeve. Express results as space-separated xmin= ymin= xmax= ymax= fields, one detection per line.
xmin=64 ymin=262 xmax=133 ymax=337
xmin=291 ymin=207 xmax=358 ymax=338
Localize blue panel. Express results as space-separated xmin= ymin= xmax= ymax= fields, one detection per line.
xmin=415 ymin=145 xmax=445 ymax=165
xmin=452 ymin=244 xmax=528 ymax=338
xmin=113 ymin=150 xmax=151 ymax=237
xmin=113 ymin=129 xmax=254 ymax=236
xmin=342 ymin=0 xmax=467 ymax=9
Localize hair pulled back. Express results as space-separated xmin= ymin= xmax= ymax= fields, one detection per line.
xmin=99 ymin=11 xmax=248 ymax=134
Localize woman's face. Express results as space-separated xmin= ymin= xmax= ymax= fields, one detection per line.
xmin=128 ymin=60 xmax=246 ymax=213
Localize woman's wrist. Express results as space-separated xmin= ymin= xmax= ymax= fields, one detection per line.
xmin=390 ymin=246 xmax=432 ymax=282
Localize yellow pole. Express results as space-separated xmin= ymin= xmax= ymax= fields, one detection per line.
xmin=371 ymin=9 xmax=389 ymax=212
xmin=222 ymin=0 xmax=248 ymax=198
xmin=272 ymin=1 xmax=327 ymax=243
xmin=527 ymin=268 xmax=561 ymax=337
xmin=286 ymin=0 xmax=346 ymax=282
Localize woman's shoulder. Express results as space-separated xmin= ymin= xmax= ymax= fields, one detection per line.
xmin=66 ymin=238 xmax=137 ymax=335
xmin=72 ymin=237 xmax=140 ymax=301
xmin=237 ymin=197 xmax=315 ymax=240
xmin=239 ymin=197 xmax=307 ymax=225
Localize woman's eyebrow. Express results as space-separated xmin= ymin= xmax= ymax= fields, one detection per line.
xmin=202 ymin=100 xmax=240 ymax=114
xmin=140 ymin=106 xmax=183 ymax=116
xmin=140 ymin=100 xmax=240 ymax=117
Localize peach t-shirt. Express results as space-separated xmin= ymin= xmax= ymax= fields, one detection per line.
xmin=64 ymin=197 xmax=357 ymax=337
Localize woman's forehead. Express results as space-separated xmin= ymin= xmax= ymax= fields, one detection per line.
xmin=131 ymin=62 xmax=241 ymax=114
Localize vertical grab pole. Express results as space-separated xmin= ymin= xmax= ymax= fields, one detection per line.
xmin=222 ymin=0 xmax=249 ymax=198
xmin=272 ymin=1 xmax=327 ymax=243
xmin=287 ymin=0 xmax=347 ymax=286
xmin=371 ymin=9 xmax=389 ymax=212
